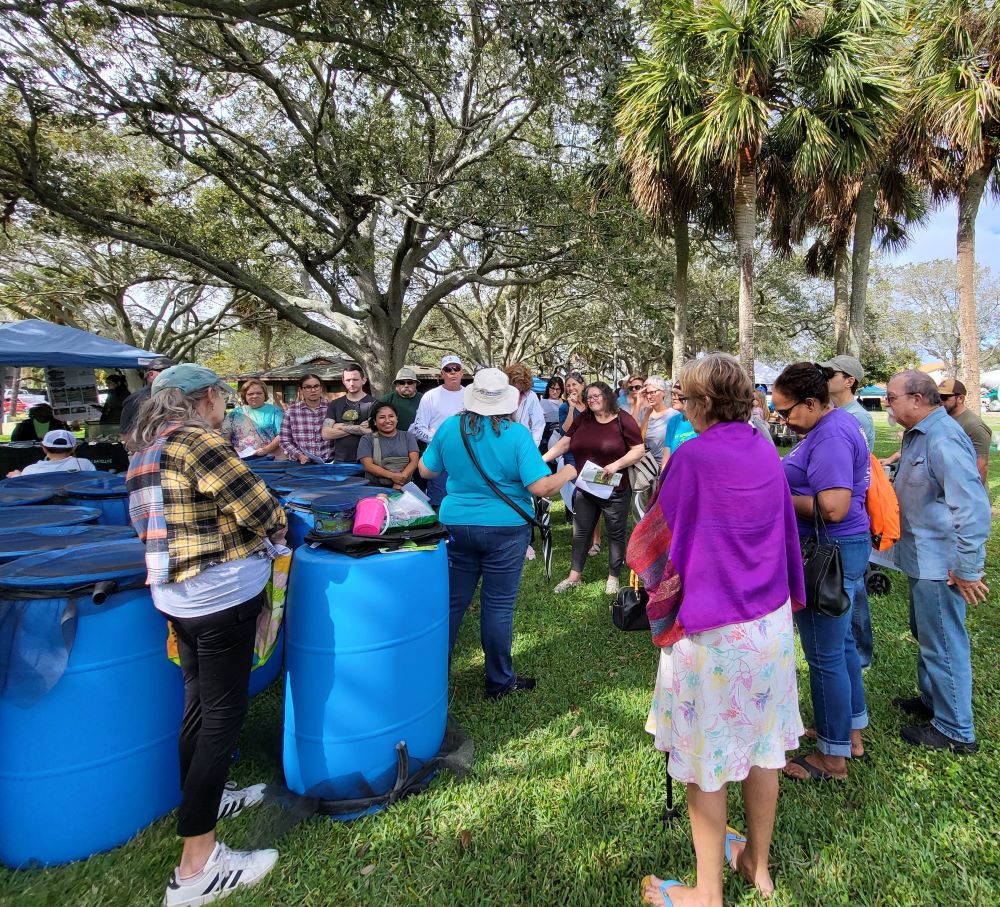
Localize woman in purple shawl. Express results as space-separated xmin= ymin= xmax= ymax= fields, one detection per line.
xmin=627 ymin=354 xmax=805 ymax=907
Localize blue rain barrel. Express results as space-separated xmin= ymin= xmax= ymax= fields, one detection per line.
xmin=0 ymin=525 xmax=136 ymax=564
xmin=0 ymin=471 xmax=109 ymax=497
xmin=65 ymin=475 xmax=130 ymax=526
xmin=0 ymin=505 xmax=101 ymax=530
xmin=0 ymin=540 xmax=183 ymax=867
xmin=285 ymin=487 xmax=382 ymax=548
xmin=0 ymin=486 xmax=55 ymax=507
xmin=283 ymin=542 xmax=449 ymax=810
xmin=283 ymin=462 xmax=365 ymax=479
xmin=266 ymin=474 xmax=368 ymax=495
xmin=246 ymin=459 xmax=291 ymax=474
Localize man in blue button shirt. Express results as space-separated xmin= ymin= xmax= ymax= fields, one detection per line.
xmin=887 ymin=370 xmax=991 ymax=754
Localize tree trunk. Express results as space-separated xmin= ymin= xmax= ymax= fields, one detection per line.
xmin=734 ymin=148 xmax=757 ymax=378
xmin=260 ymin=323 xmax=273 ymax=370
xmin=364 ymin=310 xmax=403 ymax=396
xmin=833 ymin=241 xmax=850 ymax=355
xmin=9 ymin=368 xmax=22 ymax=427
xmin=956 ymin=161 xmax=993 ymax=395
xmin=848 ymin=167 xmax=877 ymax=358
xmin=671 ymin=207 xmax=689 ymax=380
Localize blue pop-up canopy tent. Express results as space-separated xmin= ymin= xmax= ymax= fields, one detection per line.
xmin=858 ymin=384 xmax=886 ymax=397
xmin=0 ymin=320 xmax=158 ymax=368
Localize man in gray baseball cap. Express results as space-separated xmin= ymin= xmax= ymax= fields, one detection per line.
xmin=820 ymin=354 xmax=874 ymax=451
xmin=119 ymin=355 xmax=177 ymax=440
xmin=379 ymin=366 xmax=423 ymax=432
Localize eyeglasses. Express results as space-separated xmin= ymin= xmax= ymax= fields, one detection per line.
xmin=775 ymin=400 xmax=804 ymax=421
xmin=585 ymin=394 xmax=604 ymax=402
xmin=442 ymin=365 xmax=462 ymax=373
xmin=885 ymin=392 xmax=914 ymax=405
xmin=675 ymin=394 xmax=688 ymax=404
xmin=301 ymin=383 xmax=321 ymax=390
xmin=396 ymin=380 xmax=417 ymax=386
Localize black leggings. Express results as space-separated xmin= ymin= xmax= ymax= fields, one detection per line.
xmin=170 ymin=590 xmax=265 ymax=838
xmin=571 ymin=488 xmax=629 ymax=577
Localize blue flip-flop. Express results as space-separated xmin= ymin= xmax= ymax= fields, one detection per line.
xmin=639 ymin=877 xmax=682 ymax=906
xmin=725 ymin=826 xmax=747 ymax=867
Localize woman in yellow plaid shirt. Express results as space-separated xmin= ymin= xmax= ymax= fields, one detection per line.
xmin=127 ymin=364 xmax=287 ymax=907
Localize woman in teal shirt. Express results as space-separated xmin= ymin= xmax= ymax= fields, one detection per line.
xmin=420 ymin=369 xmax=575 ymax=699
xmin=221 ymin=380 xmax=284 ymax=459
xmin=662 ymin=384 xmax=698 ymax=468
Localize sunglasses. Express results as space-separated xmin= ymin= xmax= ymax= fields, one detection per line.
xmin=442 ymin=365 xmax=462 ymax=373
xmin=629 ymin=384 xmax=643 ymax=391
xmin=774 ymin=401 xmax=804 ymax=420
xmin=396 ymin=380 xmax=417 ymax=386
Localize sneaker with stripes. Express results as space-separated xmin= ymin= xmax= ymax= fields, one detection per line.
xmin=163 ymin=842 xmax=278 ymax=907
xmin=217 ymin=782 xmax=266 ymax=821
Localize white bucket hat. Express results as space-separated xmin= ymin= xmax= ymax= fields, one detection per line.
xmin=463 ymin=368 xmax=519 ymax=416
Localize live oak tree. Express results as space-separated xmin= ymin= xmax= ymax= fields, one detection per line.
xmin=0 ymin=0 xmax=632 ymax=390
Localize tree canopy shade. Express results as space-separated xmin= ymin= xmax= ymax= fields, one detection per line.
xmin=0 ymin=0 xmax=633 ymax=389
xmin=0 ymin=319 xmax=158 ymax=367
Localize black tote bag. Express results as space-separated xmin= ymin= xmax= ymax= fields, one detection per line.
xmin=800 ymin=496 xmax=851 ymax=618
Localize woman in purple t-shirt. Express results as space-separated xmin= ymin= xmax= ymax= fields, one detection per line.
xmin=773 ymin=362 xmax=871 ymax=783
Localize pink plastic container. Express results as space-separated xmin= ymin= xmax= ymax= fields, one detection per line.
xmin=352 ymin=496 xmax=388 ymax=536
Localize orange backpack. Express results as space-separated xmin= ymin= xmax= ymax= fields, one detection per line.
xmin=866 ymin=453 xmax=900 ymax=551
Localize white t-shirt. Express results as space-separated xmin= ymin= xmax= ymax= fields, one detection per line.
xmin=514 ymin=392 xmax=546 ymax=445
xmin=411 ymin=386 xmax=466 ymax=443
xmin=20 ymin=457 xmax=97 ymax=476
xmin=151 ymin=556 xmax=272 ymax=620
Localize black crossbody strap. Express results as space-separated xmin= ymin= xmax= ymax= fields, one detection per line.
xmin=459 ymin=414 xmax=540 ymax=529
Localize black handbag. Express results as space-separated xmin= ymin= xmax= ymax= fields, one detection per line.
xmin=612 ymin=571 xmax=651 ymax=631
xmin=800 ymin=497 xmax=851 ymax=618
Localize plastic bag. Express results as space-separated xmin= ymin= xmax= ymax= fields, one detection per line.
xmin=384 ymin=489 xmax=437 ymax=531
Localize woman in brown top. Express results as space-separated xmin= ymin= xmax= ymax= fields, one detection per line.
xmin=543 ymin=381 xmax=645 ymax=595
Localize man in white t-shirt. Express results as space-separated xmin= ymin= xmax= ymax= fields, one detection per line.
xmin=8 ymin=429 xmax=97 ymax=477
xmin=412 ymin=354 xmax=467 ymax=506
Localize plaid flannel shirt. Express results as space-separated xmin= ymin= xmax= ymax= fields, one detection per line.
xmin=279 ymin=401 xmax=334 ymax=462
xmin=128 ymin=426 xmax=287 ymax=584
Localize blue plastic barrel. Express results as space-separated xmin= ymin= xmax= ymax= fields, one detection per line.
xmin=0 ymin=486 xmax=55 ymax=507
xmin=0 ymin=472 xmax=108 ymax=496
xmin=283 ymin=462 xmax=365 ymax=479
xmin=285 ymin=486 xmax=382 ymax=547
xmin=283 ymin=542 xmax=449 ymax=810
xmin=0 ymin=541 xmax=184 ymax=867
xmin=0 ymin=525 xmax=136 ymax=564
xmin=0 ymin=505 xmax=102 ymax=530
xmin=65 ymin=475 xmax=130 ymax=526
xmin=266 ymin=473 xmax=368 ymax=495
xmin=246 ymin=459 xmax=291 ymax=474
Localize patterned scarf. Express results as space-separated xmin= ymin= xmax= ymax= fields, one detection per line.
xmin=626 ymin=503 xmax=684 ymax=647
xmin=126 ymin=423 xmax=180 ymax=586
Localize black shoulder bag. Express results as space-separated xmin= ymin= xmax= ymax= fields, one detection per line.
xmin=458 ymin=414 xmax=553 ymax=580
xmin=801 ymin=496 xmax=851 ymax=618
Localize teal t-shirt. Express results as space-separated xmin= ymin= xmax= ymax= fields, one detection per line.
xmin=664 ymin=414 xmax=698 ymax=453
xmin=422 ymin=414 xmax=549 ymax=527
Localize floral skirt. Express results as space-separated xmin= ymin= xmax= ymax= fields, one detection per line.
xmin=647 ymin=600 xmax=803 ymax=792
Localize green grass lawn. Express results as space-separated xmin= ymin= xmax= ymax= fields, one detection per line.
xmin=4 ymin=413 xmax=1000 ymax=906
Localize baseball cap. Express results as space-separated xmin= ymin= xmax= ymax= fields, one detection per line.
xmin=42 ymin=429 xmax=77 ymax=449
xmin=395 ymin=367 xmax=418 ymax=382
xmin=152 ymin=364 xmax=230 ymax=397
xmin=938 ymin=378 xmax=968 ymax=396
xmin=440 ymin=355 xmax=464 ymax=370
xmin=819 ymin=355 xmax=864 ymax=384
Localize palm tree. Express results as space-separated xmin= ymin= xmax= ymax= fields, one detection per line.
xmin=907 ymin=0 xmax=1000 ymax=394
xmin=616 ymin=0 xmax=898 ymax=376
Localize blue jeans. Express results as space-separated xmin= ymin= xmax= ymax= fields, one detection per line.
xmin=851 ymin=576 xmax=873 ymax=668
xmin=795 ymin=534 xmax=870 ymax=758
xmin=907 ymin=577 xmax=975 ymax=743
xmin=446 ymin=523 xmax=531 ymax=696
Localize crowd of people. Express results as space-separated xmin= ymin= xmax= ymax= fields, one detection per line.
xmin=11 ymin=346 xmax=983 ymax=907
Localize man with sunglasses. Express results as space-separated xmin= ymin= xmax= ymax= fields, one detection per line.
xmin=380 ymin=366 xmax=423 ymax=432
xmin=938 ymin=378 xmax=991 ymax=485
xmin=412 ymin=355 xmax=468 ymax=506
xmin=887 ymin=370 xmax=990 ymax=754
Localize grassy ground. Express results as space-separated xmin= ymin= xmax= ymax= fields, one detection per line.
xmin=3 ymin=413 xmax=1000 ymax=906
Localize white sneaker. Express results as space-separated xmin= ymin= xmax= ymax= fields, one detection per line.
xmin=217 ymin=782 xmax=267 ymax=821
xmin=554 ymin=578 xmax=581 ymax=594
xmin=605 ymin=576 xmax=620 ymax=596
xmin=164 ymin=842 xmax=278 ymax=907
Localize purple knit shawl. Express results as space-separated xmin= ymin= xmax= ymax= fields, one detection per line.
xmin=655 ymin=421 xmax=804 ymax=636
